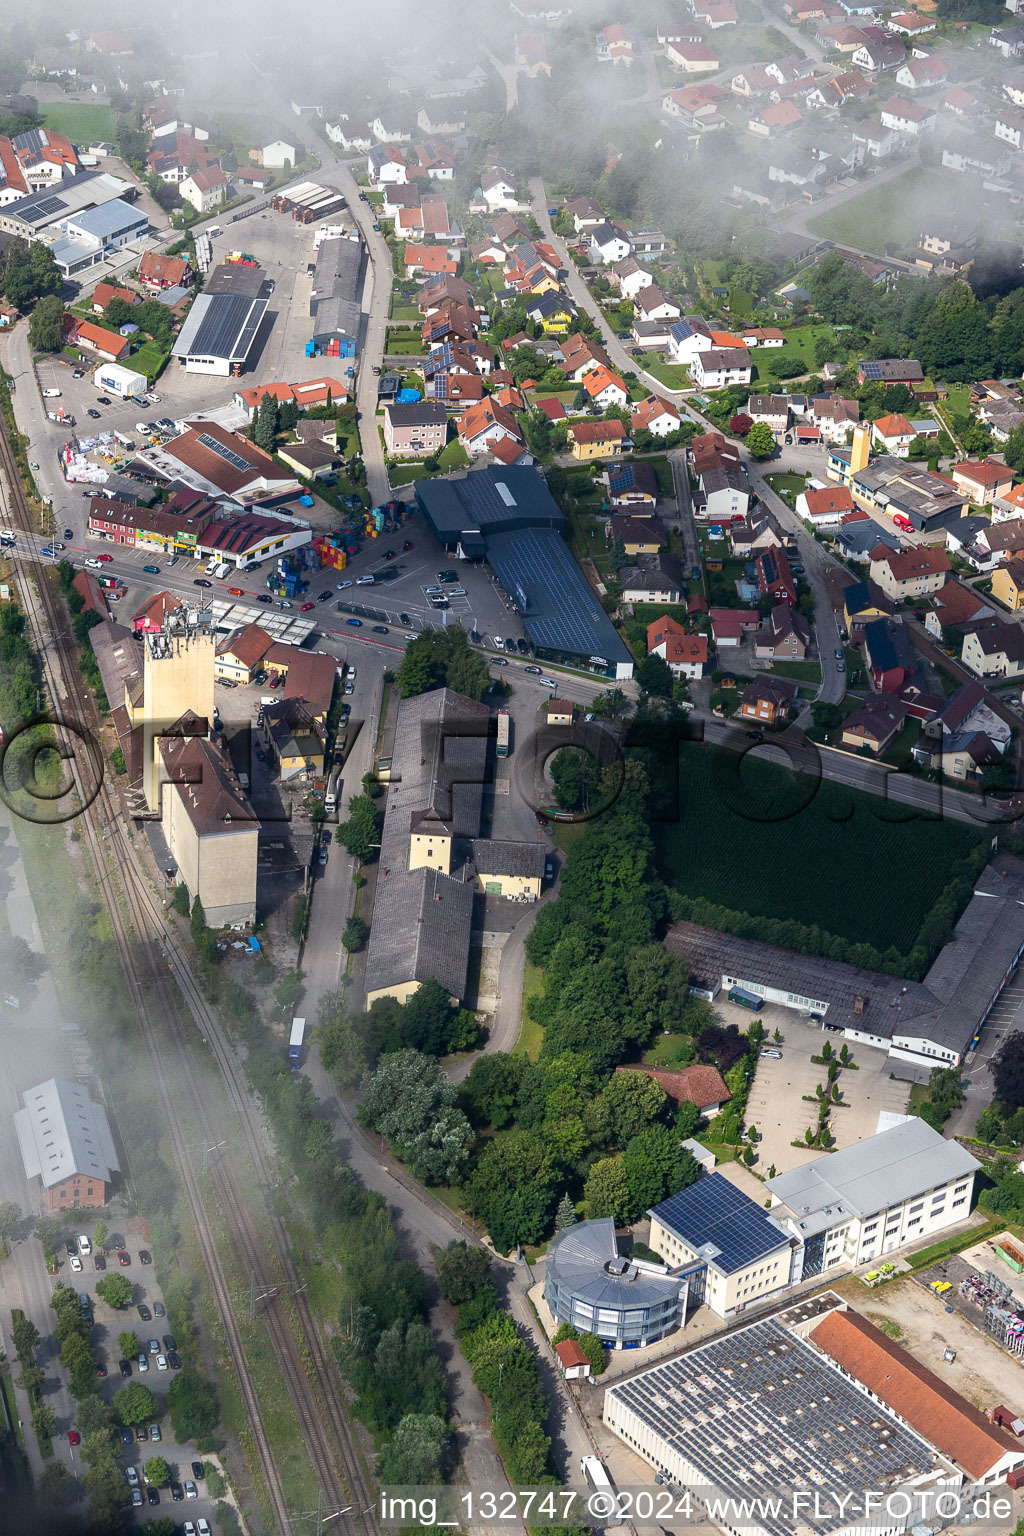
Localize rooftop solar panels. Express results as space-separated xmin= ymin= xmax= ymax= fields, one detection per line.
xmin=172 ymin=293 xmax=268 ymax=363
xmin=197 ymin=432 xmax=254 ymax=473
xmin=860 ymin=361 xmax=882 ymax=380
xmin=485 ymin=527 xmax=632 ymax=668
xmin=650 ymin=1173 xmax=791 ymax=1276
xmin=605 ymin=1315 xmax=940 ymax=1536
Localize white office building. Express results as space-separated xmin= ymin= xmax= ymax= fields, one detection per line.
xmin=767 ymin=1118 xmax=979 ymax=1276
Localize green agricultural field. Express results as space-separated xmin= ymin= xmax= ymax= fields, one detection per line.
xmin=40 ymin=102 xmax=116 ymax=144
xmin=654 ymin=742 xmax=985 ymax=960
xmin=806 ymin=168 xmax=947 ymax=258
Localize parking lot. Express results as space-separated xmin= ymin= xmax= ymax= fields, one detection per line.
xmin=740 ymin=1008 xmax=911 ymax=1176
xmin=55 ymin=1227 xmax=225 ymax=1527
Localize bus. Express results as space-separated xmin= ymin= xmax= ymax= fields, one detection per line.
xmin=580 ymin=1457 xmax=614 ymax=1495
xmin=496 ymin=708 xmax=511 ymax=758
xmin=728 ymin=985 xmax=764 ymax=1012
xmin=288 ymin=1017 xmax=306 ymax=1069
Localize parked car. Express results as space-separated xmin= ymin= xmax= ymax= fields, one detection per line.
xmin=399 ymin=612 xmax=411 ymax=626
xmin=403 ymin=540 xmax=414 ymax=551
xmin=95 ymin=1360 xmax=107 ymax=1378
xmin=119 ymin=1359 xmax=132 ymax=1377
xmin=153 ymin=1302 xmax=165 ymax=1318
xmin=167 ymin=1349 xmax=181 ymax=1369
xmin=70 ymin=1255 xmax=82 ymax=1272
xmin=68 ymin=1430 xmax=80 ymax=1446
xmin=147 ymin=1487 xmax=160 ymax=1506
xmin=191 ymin=1461 xmax=205 ymax=1481
xmin=137 ymin=1303 xmax=151 ymax=1320
xmin=126 ymin=1467 xmax=139 ymax=1488
xmin=118 ymin=1251 xmax=131 ymax=1266
xmin=131 ymin=1489 xmax=144 ymax=1509
xmin=87 ymin=408 xmax=101 ymax=419
xmin=170 ymin=1483 xmax=184 ymax=1502
xmin=162 ymin=1334 xmax=176 ymax=1352
xmin=834 ymin=647 xmax=844 ymax=661
xmin=148 ymin=1338 xmax=160 ymax=1354
xmin=137 ymin=1354 xmax=148 ymax=1373
xmin=150 ymin=1424 xmax=161 ymax=1441
xmin=184 ymin=1480 xmax=198 ymax=1500
xmin=836 ymin=659 xmax=845 ymax=673
xmin=355 ymin=574 xmax=375 ymax=585
xmin=96 ymin=396 xmax=111 ymax=405
xmin=156 ymin=1354 xmax=168 ymax=1371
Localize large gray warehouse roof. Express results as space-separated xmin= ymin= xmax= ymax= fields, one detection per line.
xmin=15 ymin=1077 xmax=119 ymax=1190
xmin=546 ymin=1218 xmax=684 ymax=1310
xmin=414 ymin=466 xmax=564 ymax=551
xmin=606 ymin=1314 xmax=945 ymax=1536
xmin=173 ymin=292 xmax=268 ymax=364
xmin=767 ymin=1118 xmax=979 ymax=1230
xmin=0 ymin=169 xmax=130 ymax=234
xmin=485 ymin=526 xmax=632 ymax=669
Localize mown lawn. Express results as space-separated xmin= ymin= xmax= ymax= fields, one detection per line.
xmin=769 ymin=659 xmax=821 ymax=683
xmin=753 ymin=325 xmax=836 ymax=381
xmin=653 ymin=741 xmax=985 ymax=959
xmin=642 ymin=357 xmax=692 ymax=390
xmin=40 ymin=102 xmax=116 ymax=143
xmin=806 ymin=169 xmax=947 ymax=258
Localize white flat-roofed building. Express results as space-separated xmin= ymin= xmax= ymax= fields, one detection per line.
xmin=767 ymin=1118 xmax=979 ymax=1275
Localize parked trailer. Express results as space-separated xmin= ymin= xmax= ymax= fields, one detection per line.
xmin=580 ymin=1457 xmax=614 ymax=1495
xmin=288 ymin=1017 xmax=306 ymax=1068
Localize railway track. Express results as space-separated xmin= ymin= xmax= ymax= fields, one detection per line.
xmin=0 ymin=421 xmax=378 ymax=1536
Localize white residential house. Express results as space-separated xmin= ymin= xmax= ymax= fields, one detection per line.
xmin=371 ymin=114 xmax=413 ymax=143
xmin=879 ymin=96 xmax=936 ymax=134
xmin=480 ymin=167 xmax=519 ymax=211
xmin=587 ymin=222 xmax=631 ymax=264
xmin=634 ymin=286 xmax=681 ymax=323
xmin=325 ymin=119 xmax=373 ymax=151
xmin=994 ymin=107 xmax=1024 ymax=148
xmin=666 ymin=316 xmax=713 ymax=364
xmin=612 ymin=257 xmax=656 ymax=300
xmin=367 ymin=145 xmax=408 ymax=184
xmin=690 ymin=347 xmax=751 ymax=389
xmin=260 ymin=140 xmax=297 ymax=168
xmin=852 ymin=120 xmax=898 ymax=157
xmin=179 ymin=165 xmax=227 ymax=214
xmin=895 ymin=55 xmax=948 ymax=90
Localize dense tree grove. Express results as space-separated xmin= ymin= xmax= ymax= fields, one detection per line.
xmin=396 ymin=625 xmax=491 ymax=701
xmin=805 ymin=257 xmax=1024 ymax=382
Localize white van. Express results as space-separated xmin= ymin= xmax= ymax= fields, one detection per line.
xmin=42 ymin=388 xmax=61 ymax=398
xmin=204 ymin=556 xmax=221 ymax=575
xmin=212 ymin=562 xmax=231 ymax=579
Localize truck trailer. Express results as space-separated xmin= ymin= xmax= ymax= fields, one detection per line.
xmin=288 ymin=1017 xmax=306 ymax=1069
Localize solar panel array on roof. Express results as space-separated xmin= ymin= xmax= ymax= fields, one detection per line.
xmin=174 ymin=292 xmax=268 ymax=363
xmin=485 ymin=527 xmax=632 ymax=667
xmin=197 ymin=432 xmax=254 ymax=474
xmin=861 ymin=361 xmax=882 ymax=380
xmin=31 ymin=193 xmax=65 ymax=221
xmin=606 ymin=1315 xmax=940 ymax=1536
xmin=650 ymin=1172 xmax=791 ymax=1275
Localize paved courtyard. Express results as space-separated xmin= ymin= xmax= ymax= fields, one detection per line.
xmin=741 ymin=1007 xmax=911 ymax=1176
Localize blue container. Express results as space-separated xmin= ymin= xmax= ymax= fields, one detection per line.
xmin=299 ymin=495 xmax=315 ymax=507
xmin=396 ymin=388 xmax=421 ymax=403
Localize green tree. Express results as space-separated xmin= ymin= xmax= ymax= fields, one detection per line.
xmin=465 ymin=1131 xmax=560 ymax=1252
xmin=171 ymin=883 xmax=191 ymax=917
xmin=583 ymin=1156 xmax=631 ymax=1223
xmin=119 ymin=1330 xmax=142 ymax=1360
xmin=167 ymin=1367 xmax=219 ymax=1444
xmin=550 ymin=746 xmax=602 ymax=813
xmin=143 ymin=1456 xmax=170 ymax=1488
xmin=31 ymin=1399 xmax=56 ymax=1439
xmin=554 ymin=1192 xmax=576 ymax=1231
xmin=993 ymin=1032 xmax=1024 ymax=1112
xmin=435 ymin=1241 xmax=492 ymax=1305
xmin=396 ymin=625 xmax=490 ymax=701
xmin=377 ymin=1411 xmax=450 ymax=1484
xmin=11 ymin=1313 xmax=39 ymax=1362
xmin=342 ymin=915 xmax=368 ymax=952
xmin=95 ymin=1273 xmax=133 ymax=1309
xmin=621 ymin=1131 xmax=699 ymax=1220
xmin=114 ymin=1382 xmax=157 ymax=1426
xmin=600 ymin=1070 xmax=668 ymax=1148
xmin=360 ymin=1051 xmax=473 ymax=1185
xmin=746 ymin=422 xmax=776 ymax=460
xmin=27 ymin=292 xmax=64 ymax=351
xmin=253 ymin=392 xmax=278 ymax=452
xmin=93 ymin=1219 xmax=108 ymax=1249
xmin=335 ymin=794 xmax=382 ymax=863
xmin=37 ymin=1460 xmax=75 ymax=1507
xmin=635 ymin=653 xmax=673 ymax=698
xmin=0 ymin=1200 xmax=21 ymax=1244
xmin=273 ymin=969 xmax=302 ymax=1016
xmin=4 ymin=240 xmax=61 ymax=307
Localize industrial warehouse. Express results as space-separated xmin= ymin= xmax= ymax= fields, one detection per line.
xmin=667 ymin=863 xmax=1024 ymax=1069
xmin=170 ymin=290 xmax=269 ymax=376
xmin=308 ymin=232 xmax=363 ymax=359
xmin=414 ymin=467 xmax=634 ymax=678
xmin=602 ymin=1293 xmax=1024 ymax=1536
